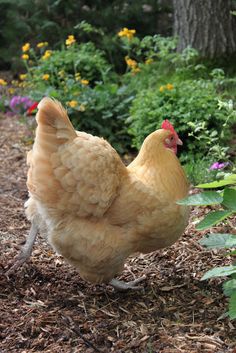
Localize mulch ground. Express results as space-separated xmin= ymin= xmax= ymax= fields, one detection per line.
xmin=0 ymin=113 xmax=236 ymax=353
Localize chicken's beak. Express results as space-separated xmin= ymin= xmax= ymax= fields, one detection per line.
xmin=177 ymin=137 xmax=183 ymax=146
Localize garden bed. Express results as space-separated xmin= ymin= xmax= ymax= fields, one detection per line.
xmin=0 ymin=114 xmax=235 ymax=353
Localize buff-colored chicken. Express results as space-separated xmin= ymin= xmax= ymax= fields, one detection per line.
xmin=7 ymin=98 xmax=189 ymax=290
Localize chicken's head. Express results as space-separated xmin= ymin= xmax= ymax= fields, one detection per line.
xmin=161 ymin=120 xmax=182 ymax=154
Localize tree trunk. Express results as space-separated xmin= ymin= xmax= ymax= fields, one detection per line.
xmin=173 ymin=0 xmax=236 ymax=58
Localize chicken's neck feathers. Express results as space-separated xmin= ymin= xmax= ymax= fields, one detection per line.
xmin=128 ymin=133 xmax=189 ymax=201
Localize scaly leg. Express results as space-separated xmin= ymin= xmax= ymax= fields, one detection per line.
xmin=6 ymin=221 xmax=38 ymax=275
xmin=109 ymin=275 xmax=146 ymax=291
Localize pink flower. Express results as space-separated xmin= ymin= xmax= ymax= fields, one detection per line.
xmin=10 ymin=96 xmax=34 ymax=114
xmin=209 ymin=162 xmax=229 ymax=170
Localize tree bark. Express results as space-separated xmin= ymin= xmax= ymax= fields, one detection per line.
xmin=173 ymin=0 xmax=236 ymax=58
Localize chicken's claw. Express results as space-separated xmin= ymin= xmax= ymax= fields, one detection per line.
xmin=109 ymin=275 xmax=146 ymax=291
xmin=6 ymin=222 xmax=38 ymax=276
xmin=6 ymin=254 xmax=30 ymax=276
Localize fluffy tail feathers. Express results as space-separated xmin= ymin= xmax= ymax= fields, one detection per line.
xmin=27 ymin=98 xmax=76 ymax=203
xmin=36 ymin=97 xmax=76 ymax=146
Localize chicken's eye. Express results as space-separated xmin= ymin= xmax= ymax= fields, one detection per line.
xmin=170 ymin=135 xmax=174 ymax=141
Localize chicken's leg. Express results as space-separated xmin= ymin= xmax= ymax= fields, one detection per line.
xmin=6 ymin=221 xmax=38 ymax=275
xmin=109 ymin=275 xmax=146 ymax=291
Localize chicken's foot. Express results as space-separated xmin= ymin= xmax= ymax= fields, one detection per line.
xmin=6 ymin=221 xmax=38 ymax=275
xmin=109 ymin=275 xmax=146 ymax=291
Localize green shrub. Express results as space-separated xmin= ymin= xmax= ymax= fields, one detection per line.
xmin=120 ymin=34 xmax=235 ymax=180
xmin=183 ymin=157 xmax=219 ymax=185
xmin=120 ymin=36 xmax=206 ymax=94
xmin=67 ymin=82 xmax=134 ymax=152
xmin=19 ymin=37 xmax=133 ymax=152
xmin=25 ymin=41 xmax=112 ymax=85
xmin=128 ymin=79 xmax=234 ymax=162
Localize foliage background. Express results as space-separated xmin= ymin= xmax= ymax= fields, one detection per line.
xmin=0 ymin=0 xmax=235 ymax=179
xmin=0 ymin=0 xmax=172 ymax=71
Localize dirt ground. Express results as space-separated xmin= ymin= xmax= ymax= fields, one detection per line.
xmin=0 ymin=114 xmax=236 ymax=353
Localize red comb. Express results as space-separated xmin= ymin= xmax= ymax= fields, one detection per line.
xmin=161 ymin=119 xmax=175 ymax=132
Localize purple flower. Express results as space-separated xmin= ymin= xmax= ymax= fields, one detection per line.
xmin=9 ymin=95 xmax=34 ymax=114
xmin=209 ymin=162 xmax=229 ymax=170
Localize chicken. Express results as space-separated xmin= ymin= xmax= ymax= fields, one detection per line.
xmin=7 ymin=98 xmax=189 ymax=290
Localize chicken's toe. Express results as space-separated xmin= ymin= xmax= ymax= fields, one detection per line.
xmin=109 ymin=275 xmax=146 ymax=291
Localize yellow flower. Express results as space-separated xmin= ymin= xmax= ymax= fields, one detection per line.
xmin=37 ymin=41 xmax=48 ymax=48
xmin=22 ymin=43 xmax=30 ymax=52
xmin=42 ymin=74 xmax=50 ymax=80
xmin=42 ymin=50 xmax=52 ymax=60
xmin=0 ymin=78 xmax=7 ymax=86
xmin=66 ymin=35 xmax=76 ymax=46
xmin=145 ymin=58 xmax=153 ymax=65
xmin=80 ymin=79 xmax=89 ymax=85
xmin=8 ymin=88 xmax=15 ymax=94
xmin=68 ymin=100 xmax=78 ymax=108
xmin=159 ymin=86 xmax=165 ymax=92
xmin=166 ymin=83 xmax=174 ymax=90
xmin=21 ymin=54 xmax=29 ymax=60
xmin=75 ymin=72 xmax=81 ymax=81
xmin=125 ymin=56 xmax=138 ymax=69
xmin=79 ymin=104 xmax=86 ymax=112
xmin=131 ymin=67 xmax=141 ymax=75
xmin=19 ymin=74 xmax=27 ymax=80
xmin=118 ymin=27 xmax=136 ymax=40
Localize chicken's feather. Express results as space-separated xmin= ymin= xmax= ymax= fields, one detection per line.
xmin=53 ymin=136 xmax=127 ymax=217
xmin=27 ymin=98 xmax=127 ymax=218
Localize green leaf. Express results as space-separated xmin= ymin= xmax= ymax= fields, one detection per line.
xmin=199 ymin=233 xmax=236 ymax=249
xmin=229 ymin=291 xmax=236 ymax=319
xmin=197 ymin=174 xmax=236 ymax=189
xmin=223 ymin=279 xmax=236 ymax=296
xmin=196 ymin=210 xmax=233 ymax=230
xmin=201 ymin=265 xmax=236 ymax=280
xmin=177 ymin=191 xmax=223 ymax=206
xmin=222 ymin=188 xmax=236 ymax=211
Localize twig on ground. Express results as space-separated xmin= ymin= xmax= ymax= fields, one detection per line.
xmin=62 ymin=315 xmax=102 ymax=353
